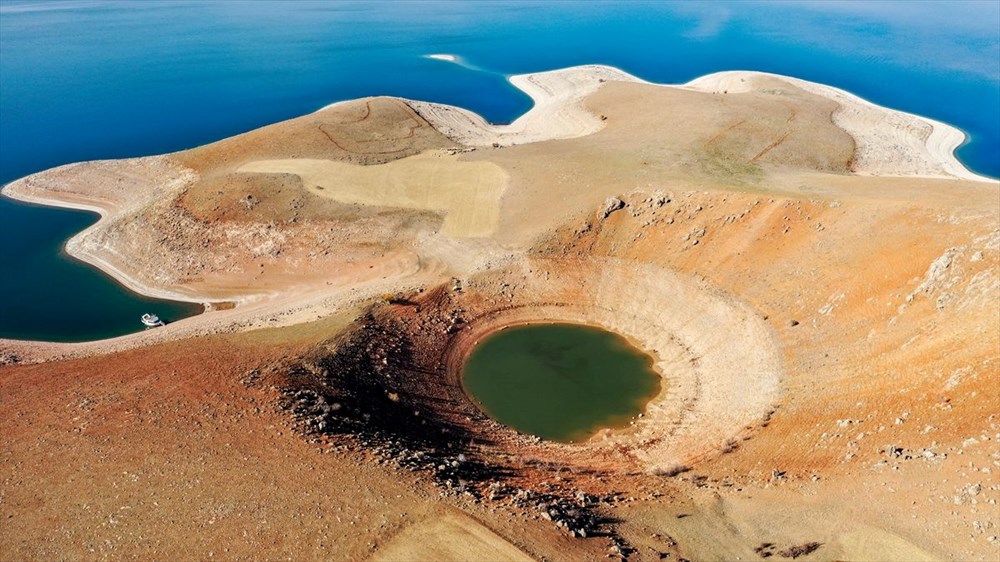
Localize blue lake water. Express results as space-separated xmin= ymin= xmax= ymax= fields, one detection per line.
xmin=1 ymin=0 xmax=998 ymax=342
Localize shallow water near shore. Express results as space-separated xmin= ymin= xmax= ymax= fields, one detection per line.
xmin=462 ymin=323 xmax=662 ymax=442
xmin=1 ymin=1 xmax=997 ymax=341
xmin=0 ymin=197 xmax=203 ymax=342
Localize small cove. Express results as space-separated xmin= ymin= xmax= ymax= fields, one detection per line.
xmin=462 ymin=323 xmax=662 ymax=443
xmin=0 ymin=196 xmax=202 ymax=343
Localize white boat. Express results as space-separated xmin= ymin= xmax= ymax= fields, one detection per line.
xmin=141 ymin=313 xmax=164 ymax=327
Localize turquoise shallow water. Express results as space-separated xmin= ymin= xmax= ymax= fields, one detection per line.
xmin=1 ymin=1 xmax=997 ymax=341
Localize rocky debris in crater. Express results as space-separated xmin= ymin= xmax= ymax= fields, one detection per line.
xmin=271 ymin=295 xmax=638 ymax=551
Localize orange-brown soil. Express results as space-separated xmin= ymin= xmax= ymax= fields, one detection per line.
xmin=0 ymin=319 xmax=621 ymax=561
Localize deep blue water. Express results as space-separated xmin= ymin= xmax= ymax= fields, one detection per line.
xmin=1 ymin=0 xmax=998 ymax=342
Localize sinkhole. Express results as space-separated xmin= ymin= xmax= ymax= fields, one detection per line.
xmin=461 ymin=323 xmax=662 ymax=443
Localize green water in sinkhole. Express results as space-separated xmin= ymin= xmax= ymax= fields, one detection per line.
xmin=462 ymin=323 xmax=662 ymax=443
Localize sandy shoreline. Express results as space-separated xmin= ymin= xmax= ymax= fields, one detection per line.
xmin=685 ymin=70 xmax=994 ymax=182
xmin=0 ymin=250 xmax=438 ymax=364
xmin=1 ymin=185 xmax=212 ymax=306
xmin=407 ymin=65 xmax=644 ymax=147
xmin=2 ymin=63 xmax=996 ymax=357
xmin=407 ymin=64 xmax=995 ymax=183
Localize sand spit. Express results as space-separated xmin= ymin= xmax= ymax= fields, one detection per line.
xmin=409 ymin=65 xmax=644 ymax=147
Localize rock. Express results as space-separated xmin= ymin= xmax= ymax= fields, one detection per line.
xmin=601 ymin=197 xmax=625 ymax=219
xmin=972 ymin=520 xmax=992 ymax=533
xmin=908 ymin=248 xmax=957 ymax=301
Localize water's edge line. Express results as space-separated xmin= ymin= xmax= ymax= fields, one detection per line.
xmin=730 ymin=70 xmax=995 ymax=183
xmin=324 ymin=63 xmax=995 ymax=183
xmin=1 ymin=63 xmax=996 ymax=349
xmin=0 ymin=186 xmax=213 ymax=307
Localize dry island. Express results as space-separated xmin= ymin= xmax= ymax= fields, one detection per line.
xmin=1 ymin=65 xmax=997 ymax=561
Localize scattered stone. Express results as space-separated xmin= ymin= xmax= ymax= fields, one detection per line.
xmin=601 ymin=197 xmax=626 ymax=219
xmin=972 ymin=520 xmax=990 ymax=532
xmin=0 ymin=351 xmax=22 ymax=365
xmin=778 ymin=542 xmax=822 ymax=559
xmin=754 ymin=543 xmax=776 ymax=558
xmin=905 ymin=247 xmax=957 ymax=303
